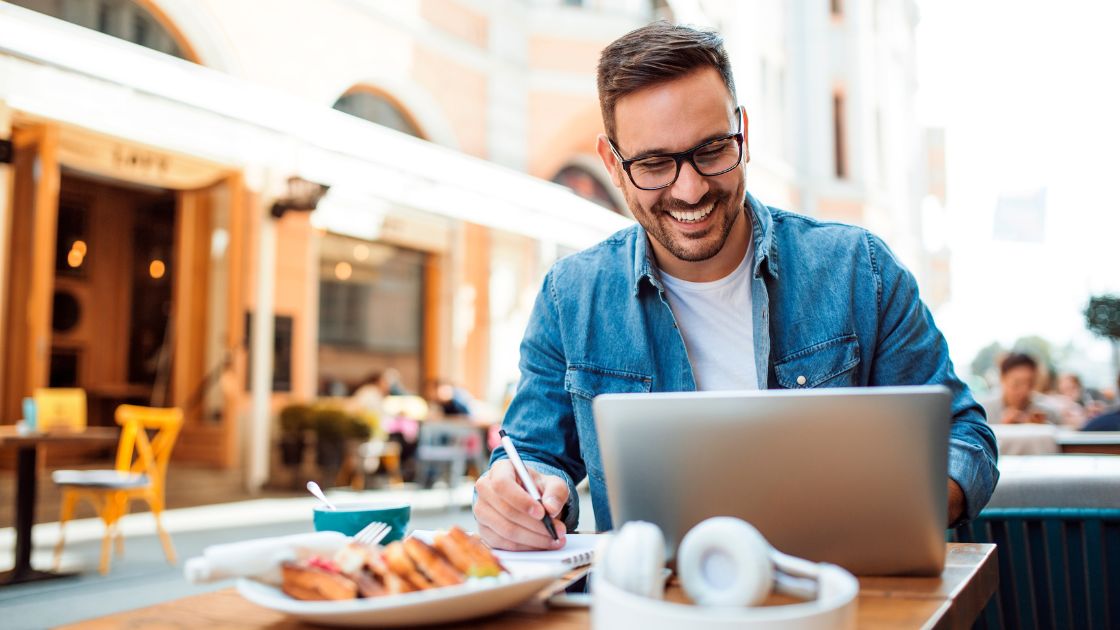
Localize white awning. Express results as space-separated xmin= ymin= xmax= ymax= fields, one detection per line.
xmin=0 ymin=4 xmax=631 ymax=250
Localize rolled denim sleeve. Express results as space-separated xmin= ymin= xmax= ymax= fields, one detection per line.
xmin=867 ymin=235 xmax=999 ymax=524
xmin=486 ymin=269 xmax=585 ymax=531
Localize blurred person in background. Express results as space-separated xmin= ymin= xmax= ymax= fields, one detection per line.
xmin=349 ymin=371 xmax=387 ymax=416
xmin=381 ymin=368 xmax=409 ymax=396
xmin=1033 ymin=360 xmax=1056 ymax=396
xmin=1057 ymin=372 xmax=1107 ymax=420
xmin=349 ymin=369 xmax=411 ymax=410
xmin=982 ymin=353 xmax=1061 ymax=424
xmin=429 ymin=378 xmax=475 ymax=417
xmin=1082 ymin=374 xmax=1120 ymax=431
xmin=351 ymin=369 xmax=420 ymax=481
xmin=420 ymin=379 xmax=486 ymax=488
xmin=1056 ymin=373 xmax=1089 ymax=405
xmin=1043 ymin=370 xmax=1085 ymax=428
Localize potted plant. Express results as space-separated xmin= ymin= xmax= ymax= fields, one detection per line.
xmin=339 ymin=410 xmax=373 ymax=486
xmin=312 ymin=405 xmax=348 ymax=479
xmin=348 ymin=409 xmax=375 ymax=441
xmin=311 ymin=404 xmax=376 ymax=487
xmin=277 ymin=403 xmax=313 ymax=469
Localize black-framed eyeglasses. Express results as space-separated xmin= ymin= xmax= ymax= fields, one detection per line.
xmin=607 ymin=108 xmax=744 ymax=191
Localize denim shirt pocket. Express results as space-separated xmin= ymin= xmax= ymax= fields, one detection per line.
xmin=564 ymin=364 xmax=653 ymax=481
xmin=564 ymin=364 xmax=653 ymax=400
xmin=773 ymin=334 xmax=861 ymax=389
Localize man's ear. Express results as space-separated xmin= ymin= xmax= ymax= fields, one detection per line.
xmin=596 ymin=134 xmax=625 ymax=189
xmin=740 ymin=106 xmax=751 ymax=165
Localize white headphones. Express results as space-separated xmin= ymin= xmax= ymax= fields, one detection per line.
xmin=592 ymin=518 xmax=859 ymax=630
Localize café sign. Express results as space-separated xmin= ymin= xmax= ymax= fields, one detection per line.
xmin=55 ymin=127 xmax=224 ymax=190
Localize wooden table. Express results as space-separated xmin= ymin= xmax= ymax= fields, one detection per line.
xmin=62 ymin=543 xmax=996 ymax=629
xmin=0 ymin=426 xmax=119 ymax=586
xmin=1058 ymin=431 xmax=1120 ymax=455
xmin=993 ymin=425 xmax=1120 ymax=456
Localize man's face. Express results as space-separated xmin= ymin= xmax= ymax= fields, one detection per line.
xmin=598 ymin=68 xmax=748 ymax=267
xmin=1001 ymin=366 xmax=1037 ymax=408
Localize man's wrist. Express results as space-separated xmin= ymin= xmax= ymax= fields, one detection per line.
xmin=947 ymin=478 xmax=967 ymax=527
xmin=947 ymin=438 xmax=998 ymax=524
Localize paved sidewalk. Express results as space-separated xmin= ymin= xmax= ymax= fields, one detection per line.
xmin=1 ymin=483 xmax=475 ymax=557
xmin=0 ymin=464 xmax=278 ymax=528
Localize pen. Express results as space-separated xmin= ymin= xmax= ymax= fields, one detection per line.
xmin=499 ymin=429 xmax=560 ymax=541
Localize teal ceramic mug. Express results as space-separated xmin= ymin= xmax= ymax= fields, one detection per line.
xmin=312 ymin=502 xmax=410 ymax=543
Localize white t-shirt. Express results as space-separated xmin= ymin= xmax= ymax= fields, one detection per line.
xmin=660 ymin=244 xmax=758 ymax=391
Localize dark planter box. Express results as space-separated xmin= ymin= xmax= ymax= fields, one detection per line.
xmin=279 ymin=434 xmax=305 ymax=467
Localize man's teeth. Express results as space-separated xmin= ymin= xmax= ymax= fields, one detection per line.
xmin=668 ymin=204 xmax=714 ymax=223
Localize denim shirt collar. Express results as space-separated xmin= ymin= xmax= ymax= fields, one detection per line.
xmin=632 ymin=191 xmax=778 ymax=297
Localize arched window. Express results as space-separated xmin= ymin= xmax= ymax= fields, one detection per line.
xmin=552 ymin=165 xmax=627 ymax=216
xmin=10 ymin=0 xmax=198 ymax=62
xmin=332 ymin=88 xmax=425 ymax=139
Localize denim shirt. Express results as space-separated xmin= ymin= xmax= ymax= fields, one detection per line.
xmin=491 ymin=193 xmax=998 ymax=532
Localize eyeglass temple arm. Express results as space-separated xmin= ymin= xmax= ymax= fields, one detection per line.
xmin=606 ymin=138 xmax=627 ymax=165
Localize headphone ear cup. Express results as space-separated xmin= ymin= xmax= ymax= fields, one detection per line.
xmin=678 ymin=517 xmax=774 ymax=607
xmin=603 ymin=521 xmax=666 ymax=599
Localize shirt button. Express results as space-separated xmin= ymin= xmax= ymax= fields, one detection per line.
xmin=796 ymin=375 xmax=807 ymax=386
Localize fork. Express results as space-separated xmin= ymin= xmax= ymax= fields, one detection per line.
xmin=353 ymin=520 xmax=392 ymax=546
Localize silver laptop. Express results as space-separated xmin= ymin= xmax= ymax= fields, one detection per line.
xmin=592 ymin=386 xmax=951 ymax=576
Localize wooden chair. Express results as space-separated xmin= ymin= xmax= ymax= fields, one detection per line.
xmin=416 ymin=421 xmax=485 ymax=490
xmin=51 ymin=405 xmax=183 ymax=574
xmin=356 ymin=439 xmax=404 ymax=488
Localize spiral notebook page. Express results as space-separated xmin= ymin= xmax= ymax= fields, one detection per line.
xmin=410 ymin=531 xmax=597 ymax=568
xmin=491 ymin=534 xmax=597 ymax=566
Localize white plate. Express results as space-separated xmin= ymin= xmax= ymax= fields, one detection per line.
xmin=236 ymin=565 xmax=564 ymax=627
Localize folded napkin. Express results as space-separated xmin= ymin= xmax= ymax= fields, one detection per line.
xmin=185 ymin=531 xmax=349 ymax=584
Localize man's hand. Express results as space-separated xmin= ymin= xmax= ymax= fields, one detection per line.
xmin=947 ymin=478 xmax=965 ymax=526
xmin=474 ymin=460 xmax=569 ymax=551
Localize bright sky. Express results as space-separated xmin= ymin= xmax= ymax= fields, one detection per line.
xmin=916 ymin=0 xmax=1120 ymax=387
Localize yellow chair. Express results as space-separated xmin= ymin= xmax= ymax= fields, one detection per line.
xmin=51 ymin=405 xmax=183 ymax=574
xmin=33 ymin=387 xmax=87 ymax=432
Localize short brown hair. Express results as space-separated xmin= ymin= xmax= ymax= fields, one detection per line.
xmin=1000 ymin=353 xmax=1038 ymax=376
xmin=597 ymin=21 xmax=736 ymax=140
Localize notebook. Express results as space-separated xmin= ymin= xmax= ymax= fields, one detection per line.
xmin=410 ymin=530 xmax=597 ymax=568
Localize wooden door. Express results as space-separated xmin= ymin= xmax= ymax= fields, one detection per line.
xmin=169 ymin=173 xmax=247 ymax=467
xmin=170 ymin=183 xmax=212 ymax=412
xmin=2 ymin=124 xmax=60 ymax=421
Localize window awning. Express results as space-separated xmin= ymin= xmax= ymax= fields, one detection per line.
xmin=0 ymin=4 xmax=631 ymax=250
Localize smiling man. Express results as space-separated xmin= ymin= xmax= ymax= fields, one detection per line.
xmin=473 ymin=22 xmax=998 ymax=550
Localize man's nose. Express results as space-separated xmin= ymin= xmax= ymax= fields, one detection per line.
xmin=669 ymin=160 xmax=709 ymax=206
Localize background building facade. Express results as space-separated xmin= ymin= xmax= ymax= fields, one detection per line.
xmin=0 ymin=0 xmax=942 ymax=488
